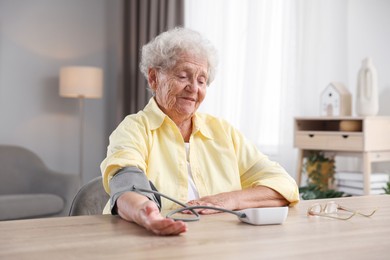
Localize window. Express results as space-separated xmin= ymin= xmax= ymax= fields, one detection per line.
xmin=185 ymin=0 xmax=349 ymax=178
xmin=185 ymin=0 xmax=295 ymax=155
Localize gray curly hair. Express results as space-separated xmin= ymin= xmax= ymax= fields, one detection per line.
xmin=140 ymin=27 xmax=218 ymax=86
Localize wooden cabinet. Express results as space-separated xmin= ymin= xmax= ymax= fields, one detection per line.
xmin=294 ymin=116 xmax=390 ymax=194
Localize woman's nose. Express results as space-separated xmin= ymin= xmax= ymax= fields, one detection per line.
xmin=185 ymin=80 xmax=199 ymax=92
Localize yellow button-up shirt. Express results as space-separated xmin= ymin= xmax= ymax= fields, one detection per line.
xmin=101 ymin=98 xmax=299 ymax=212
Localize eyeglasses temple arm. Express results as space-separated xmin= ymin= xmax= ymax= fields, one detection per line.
xmin=338 ymin=206 xmax=377 ymax=217
xmin=308 ymin=211 xmax=356 ymax=220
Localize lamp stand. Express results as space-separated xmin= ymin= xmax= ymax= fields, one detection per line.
xmin=79 ymin=97 xmax=85 ymax=186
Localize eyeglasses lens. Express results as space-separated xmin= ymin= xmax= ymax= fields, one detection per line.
xmin=324 ymin=202 xmax=338 ymax=214
xmin=310 ymin=204 xmax=322 ymax=214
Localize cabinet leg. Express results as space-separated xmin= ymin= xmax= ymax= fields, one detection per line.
xmin=296 ymin=149 xmax=304 ymax=187
xmin=363 ymin=152 xmax=371 ymax=195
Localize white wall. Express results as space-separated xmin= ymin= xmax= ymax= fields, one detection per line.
xmin=298 ymin=0 xmax=390 ymax=116
xmin=347 ymin=0 xmax=390 ymax=116
xmin=297 ymin=0 xmax=390 ymax=175
xmin=297 ymin=0 xmax=349 ymax=117
xmin=0 ymin=0 xmax=122 ymax=183
xmin=347 ymin=0 xmax=390 ymax=172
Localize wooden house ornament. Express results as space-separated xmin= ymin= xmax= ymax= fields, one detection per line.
xmin=320 ymin=82 xmax=352 ymax=116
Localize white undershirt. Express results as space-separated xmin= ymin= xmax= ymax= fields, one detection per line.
xmin=185 ymin=143 xmax=199 ymax=200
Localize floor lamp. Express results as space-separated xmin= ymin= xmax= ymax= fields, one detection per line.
xmin=59 ymin=66 xmax=103 ymax=185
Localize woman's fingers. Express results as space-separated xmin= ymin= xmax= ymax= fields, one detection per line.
xmin=184 ymin=200 xmax=222 ymax=214
xmin=148 ymin=218 xmax=188 ymax=235
xmin=141 ymin=202 xmax=188 ymax=235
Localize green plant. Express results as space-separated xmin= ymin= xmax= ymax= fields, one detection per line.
xmin=299 ymin=184 xmax=350 ymax=200
xmin=304 ymin=151 xmax=335 ymax=191
xmin=384 ymin=181 xmax=390 ymax=194
xmin=299 ymin=151 xmax=348 ymax=200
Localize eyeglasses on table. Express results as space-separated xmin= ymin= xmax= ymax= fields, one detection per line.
xmin=307 ymin=201 xmax=377 ymax=220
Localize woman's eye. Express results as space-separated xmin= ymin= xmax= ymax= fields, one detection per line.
xmin=177 ymin=74 xmax=187 ymax=79
xmin=198 ymin=77 xmax=207 ymax=85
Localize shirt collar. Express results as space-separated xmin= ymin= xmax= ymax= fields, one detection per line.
xmin=144 ymin=97 xmax=213 ymax=140
xmin=192 ymin=114 xmax=213 ymax=140
xmin=143 ymin=97 xmax=167 ymax=130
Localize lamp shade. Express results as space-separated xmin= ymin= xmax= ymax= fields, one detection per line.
xmin=59 ymin=66 xmax=103 ymax=98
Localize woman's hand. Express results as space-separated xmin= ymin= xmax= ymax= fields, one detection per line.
xmin=186 ymin=192 xmax=237 ymax=214
xmin=117 ymin=192 xmax=187 ymax=236
xmin=186 ymin=186 xmax=289 ymax=215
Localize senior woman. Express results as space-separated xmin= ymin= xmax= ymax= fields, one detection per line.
xmin=100 ymin=27 xmax=299 ymax=235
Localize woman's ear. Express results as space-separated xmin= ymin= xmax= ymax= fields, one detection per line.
xmin=148 ymin=68 xmax=158 ymax=91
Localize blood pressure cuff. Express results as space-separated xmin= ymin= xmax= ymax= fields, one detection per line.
xmin=109 ymin=166 xmax=161 ymax=215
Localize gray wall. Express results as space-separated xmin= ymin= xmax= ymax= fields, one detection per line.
xmin=0 ymin=0 xmax=122 ymax=183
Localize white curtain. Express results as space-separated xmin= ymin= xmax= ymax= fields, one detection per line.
xmin=185 ymin=0 xmax=348 ymax=179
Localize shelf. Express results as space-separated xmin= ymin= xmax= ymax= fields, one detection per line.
xmin=293 ymin=116 xmax=390 ymax=195
xmin=295 ymin=119 xmax=363 ymax=132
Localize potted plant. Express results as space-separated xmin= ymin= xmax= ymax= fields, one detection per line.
xmin=299 ymin=151 xmax=348 ymax=200
xmin=304 ymin=151 xmax=335 ymax=191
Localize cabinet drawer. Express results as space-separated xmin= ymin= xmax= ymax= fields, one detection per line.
xmin=328 ymin=134 xmax=363 ymax=151
xmin=295 ymin=133 xmax=363 ymax=151
xmin=295 ymin=133 xmax=328 ymax=149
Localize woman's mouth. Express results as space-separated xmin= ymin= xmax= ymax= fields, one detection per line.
xmin=181 ymin=97 xmax=196 ymax=102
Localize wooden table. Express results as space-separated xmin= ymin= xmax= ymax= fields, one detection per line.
xmin=1 ymin=195 xmax=389 ymax=259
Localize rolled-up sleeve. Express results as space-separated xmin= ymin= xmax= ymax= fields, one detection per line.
xmin=100 ymin=116 xmax=149 ymax=194
xmin=231 ymin=125 xmax=299 ymax=206
xmin=240 ymin=156 xmax=300 ymax=206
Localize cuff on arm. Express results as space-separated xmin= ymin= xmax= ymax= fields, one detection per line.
xmin=109 ymin=167 xmax=161 ymax=214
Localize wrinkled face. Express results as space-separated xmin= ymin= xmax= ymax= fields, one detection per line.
xmin=149 ymin=53 xmax=208 ymax=121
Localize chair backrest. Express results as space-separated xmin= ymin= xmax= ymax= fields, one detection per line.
xmin=69 ymin=176 xmax=109 ymax=216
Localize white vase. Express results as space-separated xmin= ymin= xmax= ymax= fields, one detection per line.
xmin=356 ymin=57 xmax=379 ymax=116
